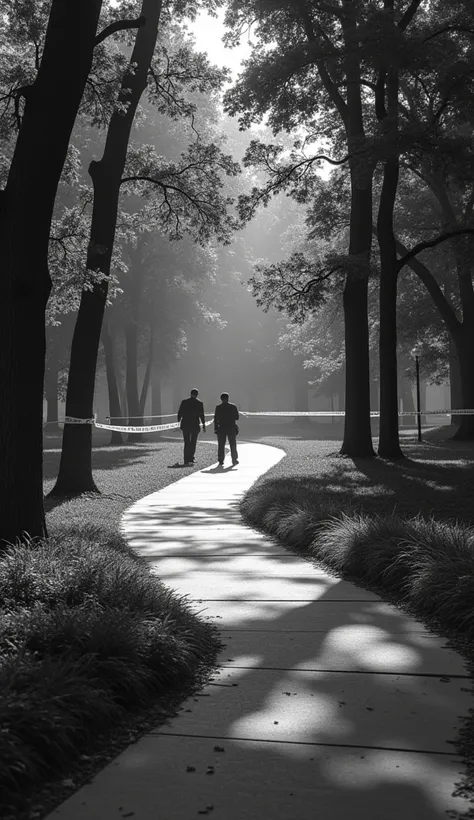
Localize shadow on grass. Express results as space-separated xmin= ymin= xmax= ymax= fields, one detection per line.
xmin=352 ymin=444 xmax=474 ymax=523
xmin=43 ymin=445 xmax=160 ymax=481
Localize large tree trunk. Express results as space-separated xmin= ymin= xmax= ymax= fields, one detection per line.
xmin=339 ymin=7 xmax=374 ymax=458
xmin=51 ymin=0 xmax=162 ymax=495
xmin=341 ymin=185 xmax=374 ymax=456
xmin=102 ymin=320 xmax=123 ymax=445
xmin=375 ymin=21 xmax=402 ymax=459
xmin=452 ymin=328 xmax=474 ymax=439
xmin=0 ymin=1 xmax=102 ymax=544
xmin=377 ymin=162 xmax=403 ymax=458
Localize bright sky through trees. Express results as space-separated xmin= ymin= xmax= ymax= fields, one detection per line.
xmin=188 ymin=10 xmax=250 ymax=80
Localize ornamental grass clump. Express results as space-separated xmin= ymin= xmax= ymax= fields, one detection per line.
xmin=399 ymin=519 xmax=474 ymax=637
xmin=0 ymin=525 xmax=220 ymax=813
xmin=241 ymin=475 xmax=474 ymax=641
xmin=311 ymin=513 xmax=421 ymax=595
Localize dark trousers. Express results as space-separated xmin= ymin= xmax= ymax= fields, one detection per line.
xmin=217 ymin=431 xmax=238 ymax=464
xmin=182 ymin=427 xmax=199 ymax=463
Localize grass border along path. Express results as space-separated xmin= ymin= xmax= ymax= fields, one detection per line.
xmin=241 ymin=432 xmax=474 ymax=811
xmin=1 ymin=437 xmax=221 ymax=820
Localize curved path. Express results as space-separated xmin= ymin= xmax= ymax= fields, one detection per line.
xmin=49 ymin=442 xmax=471 ymax=819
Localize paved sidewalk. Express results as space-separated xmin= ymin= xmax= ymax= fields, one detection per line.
xmin=48 ymin=442 xmax=472 ymax=819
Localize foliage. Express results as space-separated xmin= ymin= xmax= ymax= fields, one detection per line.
xmin=0 ymin=524 xmax=220 ymax=813
xmin=122 ymin=140 xmax=240 ymax=243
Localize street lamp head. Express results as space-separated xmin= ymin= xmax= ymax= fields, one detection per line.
xmin=410 ymin=345 xmax=422 ymax=358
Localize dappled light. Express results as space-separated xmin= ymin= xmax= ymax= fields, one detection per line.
xmin=77 ymin=441 xmax=470 ymax=820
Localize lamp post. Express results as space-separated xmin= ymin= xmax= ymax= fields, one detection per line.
xmin=411 ymin=346 xmax=422 ymax=442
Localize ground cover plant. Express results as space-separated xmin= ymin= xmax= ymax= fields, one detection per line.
xmin=242 ymin=424 xmax=474 ymax=810
xmin=0 ymin=435 xmax=220 ymax=819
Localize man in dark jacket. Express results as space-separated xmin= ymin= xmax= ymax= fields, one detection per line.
xmin=214 ymin=392 xmax=239 ymax=467
xmin=177 ymin=388 xmax=206 ymax=465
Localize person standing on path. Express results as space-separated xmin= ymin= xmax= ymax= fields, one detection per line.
xmin=214 ymin=392 xmax=239 ymax=467
xmin=177 ymin=388 xmax=206 ymax=466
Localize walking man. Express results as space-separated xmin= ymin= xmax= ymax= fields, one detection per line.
xmin=177 ymin=388 xmax=206 ymax=466
xmin=214 ymin=392 xmax=239 ymax=467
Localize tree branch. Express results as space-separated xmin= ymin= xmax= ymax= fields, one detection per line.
xmin=95 ymin=15 xmax=146 ymax=47
xmin=397 ymin=0 xmax=423 ymax=32
xmin=397 ymin=229 xmax=474 ymax=268
xmin=297 ymin=0 xmax=348 ymax=125
xmin=394 ymin=235 xmax=461 ymax=335
xmin=423 ymin=25 xmax=474 ymax=44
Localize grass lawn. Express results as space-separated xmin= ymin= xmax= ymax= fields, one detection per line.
xmin=0 ymin=432 xmax=220 ymax=820
xmin=43 ymin=430 xmax=218 ymax=531
xmin=250 ymin=423 xmax=474 ymax=523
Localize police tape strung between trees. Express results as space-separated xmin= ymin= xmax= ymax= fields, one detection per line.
xmin=56 ymin=408 xmax=474 ymax=437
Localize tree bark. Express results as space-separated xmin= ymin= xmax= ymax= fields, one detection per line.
xmin=341 ymin=184 xmax=375 ymax=456
xmin=452 ymin=327 xmax=474 ymax=439
xmin=151 ymin=366 xmax=162 ymax=417
xmin=102 ymin=320 xmax=123 ymax=445
xmin=45 ymin=366 xmax=60 ymax=430
xmin=139 ymin=328 xmax=154 ymax=416
xmin=125 ymin=320 xmax=142 ymax=442
xmin=377 ymin=158 xmax=403 ymax=458
xmin=51 ymin=0 xmax=162 ymax=495
xmin=0 ymin=1 xmax=102 ymax=543
xmin=301 ymin=2 xmax=373 ymax=456
xmin=339 ymin=6 xmax=374 ymax=457
xmin=449 ymin=338 xmax=462 ymax=426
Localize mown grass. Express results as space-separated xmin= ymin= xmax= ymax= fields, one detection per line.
xmin=0 ymin=436 xmax=220 ymax=817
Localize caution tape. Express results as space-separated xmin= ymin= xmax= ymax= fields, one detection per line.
xmin=241 ymin=410 xmax=474 ymax=417
xmin=95 ymin=421 xmax=182 ymax=433
xmin=53 ymin=408 xmax=474 ymax=434
xmin=95 ymin=413 xmax=214 ymax=434
xmin=106 ymin=413 xmax=177 ymax=420
xmin=64 ymin=416 xmax=96 ymax=424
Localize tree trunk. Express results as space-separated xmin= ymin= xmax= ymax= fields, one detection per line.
xmin=51 ymin=0 xmax=162 ymax=495
xmin=377 ymin=167 xmax=403 ymax=458
xmin=452 ymin=329 xmax=474 ymax=439
xmin=151 ymin=366 xmax=162 ymax=417
xmin=339 ymin=7 xmax=374 ymax=458
xmin=0 ymin=1 xmax=102 ymax=543
xmin=102 ymin=320 xmax=123 ymax=445
xmin=341 ymin=185 xmax=375 ymax=456
xmin=125 ymin=320 xmax=142 ymax=443
xmin=45 ymin=366 xmax=60 ymax=431
xmin=139 ymin=328 xmax=154 ymax=416
xmin=449 ymin=338 xmax=462 ymax=426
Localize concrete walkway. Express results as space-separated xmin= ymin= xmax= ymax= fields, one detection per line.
xmin=48 ymin=442 xmax=472 ymax=819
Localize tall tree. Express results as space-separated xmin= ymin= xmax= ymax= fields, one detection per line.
xmin=224 ymin=0 xmax=377 ymax=456
xmin=0 ymin=0 xmax=107 ymax=545
xmin=51 ymin=9 xmax=238 ymax=495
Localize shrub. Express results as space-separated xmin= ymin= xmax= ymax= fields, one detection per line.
xmin=241 ymin=476 xmax=474 ymax=641
xmin=0 ymin=526 xmax=220 ymax=813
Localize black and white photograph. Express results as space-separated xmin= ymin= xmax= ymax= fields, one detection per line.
xmin=1 ymin=1 xmax=474 ymax=818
